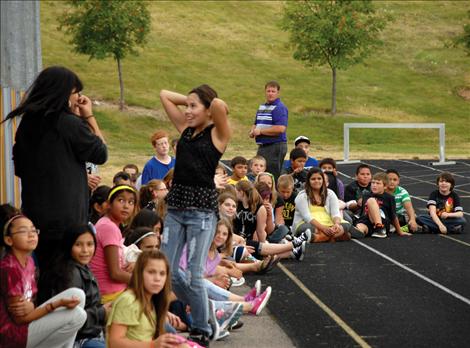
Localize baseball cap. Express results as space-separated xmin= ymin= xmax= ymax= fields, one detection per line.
xmin=294 ymin=136 xmax=310 ymax=147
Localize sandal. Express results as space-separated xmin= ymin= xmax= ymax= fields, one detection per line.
xmin=257 ymin=255 xmax=272 ymax=274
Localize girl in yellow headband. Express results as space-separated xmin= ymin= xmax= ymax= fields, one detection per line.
xmin=89 ymin=185 xmax=138 ymax=304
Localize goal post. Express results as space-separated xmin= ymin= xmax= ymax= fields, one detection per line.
xmin=338 ymin=123 xmax=456 ymax=166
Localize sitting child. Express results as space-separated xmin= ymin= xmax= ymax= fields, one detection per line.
xmin=227 ymin=156 xmax=249 ymax=186
xmin=277 ymin=174 xmax=297 ymax=234
xmin=319 ymin=158 xmax=345 ymax=201
xmin=141 ymin=130 xmax=176 ymax=184
xmin=1 ymin=215 xmax=86 ymax=348
xmin=353 ymin=172 xmax=409 ymax=238
xmin=344 ymin=164 xmax=372 ymax=217
xmin=122 ymin=164 xmax=140 ymax=187
xmin=416 ymin=172 xmax=466 ymax=234
xmin=107 ymin=250 xmax=194 ymax=347
xmin=293 ymin=168 xmax=352 ymax=243
xmin=284 ymin=136 xmax=318 ymax=170
xmin=385 ymin=169 xmax=419 ymax=233
xmin=112 ymin=171 xmax=132 ymax=186
xmin=89 ymin=185 xmax=111 ymax=225
xmin=247 ymin=155 xmax=267 ymax=182
xmin=255 ymin=173 xmax=289 ymax=243
xmin=281 ymin=148 xmax=308 ymax=194
xmin=90 ymin=185 xmax=138 ymax=303
xmin=234 ymin=181 xmax=311 ymax=261
xmin=38 ymin=224 xmax=110 ymax=348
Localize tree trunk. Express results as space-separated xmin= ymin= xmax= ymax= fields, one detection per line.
xmin=331 ymin=67 xmax=337 ymax=116
xmin=117 ymin=57 xmax=125 ymax=111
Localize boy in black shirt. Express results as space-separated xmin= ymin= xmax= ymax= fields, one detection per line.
xmin=344 ymin=164 xmax=372 ymax=213
xmin=417 ymin=172 xmax=466 ymax=233
xmin=277 ymin=174 xmax=297 ymax=234
xmin=353 ymin=172 xmax=408 ymax=238
xmin=281 ymin=148 xmax=308 ymax=194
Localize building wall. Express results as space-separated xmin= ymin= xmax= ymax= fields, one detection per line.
xmin=0 ymin=1 xmax=41 ymax=206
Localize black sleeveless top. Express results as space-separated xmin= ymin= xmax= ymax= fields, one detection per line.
xmin=166 ymin=124 xmax=222 ymax=211
xmin=233 ymin=202 xmax=263 ymax=240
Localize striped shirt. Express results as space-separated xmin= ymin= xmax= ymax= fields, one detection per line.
xmin=393 ymin=186 xmax=411 ymax=215
xmin=254 ymin=98 xmax=288 ymax=145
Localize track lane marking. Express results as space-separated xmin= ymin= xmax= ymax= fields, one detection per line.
xmin=278 ymin=262 xmax=372 ymax=348
xmin=352 ymin=239 xmax=470 ymax=306
xmin=439 ymin=234 xmax=470 ymax=247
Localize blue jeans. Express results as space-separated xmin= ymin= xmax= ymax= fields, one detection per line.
xmin=178 ymin=269 xmax=231 ymax=302
xmin=267 ymin=224 xmax=289 ymax=243
xmin=161 ymin=208 xmax=217 ymax=336
xmin=416 ymin=214 xmax=467 ymax=233
xmin=74 ymin=332 xmax=105 ymax=348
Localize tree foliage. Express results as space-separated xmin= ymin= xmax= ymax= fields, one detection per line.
xmin=282 ymin=0 xmax=391 ymax=115
xmin=59 ymin=0 xmax=151 ymax=110
xmin=452 ymin=10 xmax=470 ymax=56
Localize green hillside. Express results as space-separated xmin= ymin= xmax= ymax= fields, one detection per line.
xmin=40 ymin=1 xmax=470 ymax=182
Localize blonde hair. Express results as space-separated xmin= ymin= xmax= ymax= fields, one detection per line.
xmin=235 ymin=180 xmax=261 ymax=214
xmin=254 ymin=172 xmax=277 ymax=205
xmin=277 ymin=174 xmax=294 ymax=189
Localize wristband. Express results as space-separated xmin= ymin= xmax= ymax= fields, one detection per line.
xmin=84 ymin=114 xmax=94 ymax=119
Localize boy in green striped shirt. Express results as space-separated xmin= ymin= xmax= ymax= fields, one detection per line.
xmin=386 ymin=169 xmax=419 ymax=233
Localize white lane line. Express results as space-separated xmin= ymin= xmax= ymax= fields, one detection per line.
xmin=398 ymin=159 xmax=469 ymax=179
xmin=439 ymin=234 xmax=470 ymax=247
xmin=352 ymin=239 xmax=470 ymax=306
xmin=278 ymin=263 xmax=372 ymax=348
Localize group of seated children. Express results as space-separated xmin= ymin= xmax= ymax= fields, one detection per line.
xmin=1 ymin=137 xmax=466 ymax=348
xmin=225 ymin=147 xmax=466 ymax=242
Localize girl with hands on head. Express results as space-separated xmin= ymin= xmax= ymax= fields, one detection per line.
xmin=158 ymin=85 xmax=230 ymax=346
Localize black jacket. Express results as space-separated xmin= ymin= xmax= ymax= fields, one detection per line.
xmin=13 ymin=111 xmax=107 ymax=240
xmin=70 ymin=262 xmax=106 ymax=339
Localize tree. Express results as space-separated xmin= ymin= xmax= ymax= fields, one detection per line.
xmin=452 ymin=10 xmax=470 ymax=56
xmin=282 ymin=0 xmax=390 ymax=115
xmin=59 ymin=0 xmax=151 ymax=110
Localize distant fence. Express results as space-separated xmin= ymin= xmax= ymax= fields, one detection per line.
xmin=338 ymin=123 xmax=455 ymax=166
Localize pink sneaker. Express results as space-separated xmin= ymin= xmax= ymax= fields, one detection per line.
xmin=249 ymin=286 xmax=272 ymax=315
xmin=244 ymin=279 xmax=261 ymax=302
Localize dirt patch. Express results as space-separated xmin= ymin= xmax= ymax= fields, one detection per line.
xmin=456 ymin=86 xmax=470 ymax=101
xmin=92 ymin=99 xmax=167 ymax=120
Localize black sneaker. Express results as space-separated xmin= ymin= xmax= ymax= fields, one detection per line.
xmin=422 ymin=225 xmax=431 ymax=233
xmin=188 ymin=329 xmax=210 ymax=347
xmin=291 ymin=241 xmax=306 ymax=261
xmin=371 ymin=226 xmax=387 ymax=238
xmin=292 ymin=229 xmax=312 ymax=248
xmin=350 ymin=225 xmax=365 ymax=239
xmin=229 ymin=320 xmax=244 ymax=331
xmin=450 ymin=225 xmax=463 ymax=234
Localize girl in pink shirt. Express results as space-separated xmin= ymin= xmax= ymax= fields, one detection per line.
xmin=0 ymin=214 xmax=86 ymax=348
xmin=90 ymin=185 xmax=138 ymax=303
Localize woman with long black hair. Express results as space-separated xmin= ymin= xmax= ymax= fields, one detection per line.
xmin=3 ymin=66 xmax=107 ymax=268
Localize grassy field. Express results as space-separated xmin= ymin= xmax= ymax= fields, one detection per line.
xmin=40 ymin=1 xmax=470 ymax=184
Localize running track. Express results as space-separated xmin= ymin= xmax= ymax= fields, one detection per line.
xmin=247 ymin=159 xmax=470 ymax=348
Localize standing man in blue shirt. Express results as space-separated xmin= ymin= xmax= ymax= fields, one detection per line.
xmin=249 ymin=81 xmax=288 ymax=181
